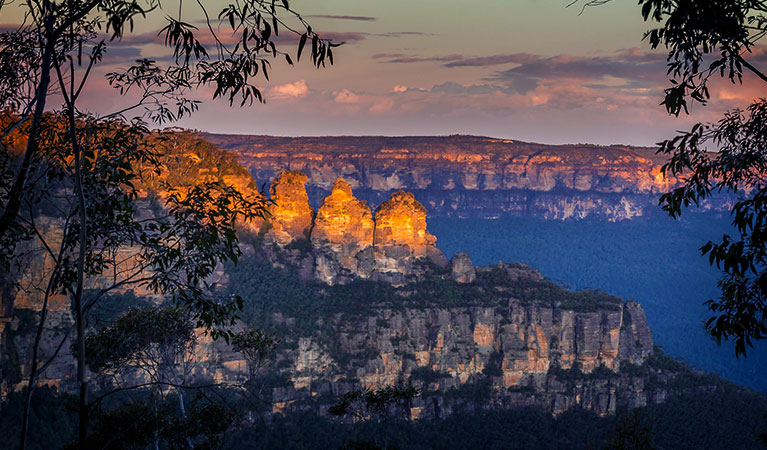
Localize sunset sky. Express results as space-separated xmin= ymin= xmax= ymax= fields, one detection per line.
xmin=3 ymin=0 xmax=765 ymax=145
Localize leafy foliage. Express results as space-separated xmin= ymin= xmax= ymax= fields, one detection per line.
xmin=231 ymin=327 xmax=278 ymax=377
xmin=641 ymin=0 xmax=767 ymax=358
xmin=328 ymin=384 xmax=419 ymax=423
xmin=229 ymin=246 xmax=623 ymax=336
xmin=75 ymin=396 xmax=239 ymax=450
xmin=659 ymin=101 xmax=767 ymax=356
xmin=581 ymin=0 xmax=767 ymax=361
xmin=85 ymin=306 xmax=195 ymax=376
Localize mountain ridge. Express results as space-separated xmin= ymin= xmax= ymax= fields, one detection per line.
xmin=201 ymin=133 xmax=682 ymax=221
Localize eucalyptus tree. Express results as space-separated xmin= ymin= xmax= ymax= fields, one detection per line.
xmin=83 ymin=307 xmax=282 ymax=448
xmin=577 ymin=0 xmax=767 ymax=357
xmin=0 ymin=0 xmax=336 ymax=241
xmin=12 ymin=115 xmax=268 ymax=449
xmin=0 ymin=1 xmax=337 ymax=447
xmin=86 ymin=306 xmax=200 ymax=449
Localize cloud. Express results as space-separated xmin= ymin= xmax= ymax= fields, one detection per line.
xmin=443 ymin=53 xmax=540 ymax=68
xmin=369 ymin=98 xmax=395 ymax=113
xmin=372 ymin=53 xmax=409 ymax=59
xmin=748 ymin=46 xmax=767 ymax=64
xmin=334 ymin=89 xmax=361 ymax=104
xmin=381 ymin=54 xmax=464 ymax=64
xmin=481 ymin=49 xmax=669 ymax=95
xmin=373 ymin=31 xmax=434 ymax=38
xmin=270 ymin=80 xmax=308 ymax=98
xmin=110 ymin=31 xmax=162 ymax=46
xmin=100 ymin=46 xmax=143 ymax=64
xmin=430 ymin=82 xmax=501 ymax=95
xmin=307 ymin=15 xmax=377 ymax=21
xmin=111 ymin=28 xmax=366 ymax=52
xmin=377 ymin=52 xmax=537 ymax=67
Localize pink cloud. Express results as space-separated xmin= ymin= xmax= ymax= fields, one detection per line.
xmin=334 ymin=89 xmax=361 ymax=104
xmin=270 ymin=80 xmax=308 ymax=98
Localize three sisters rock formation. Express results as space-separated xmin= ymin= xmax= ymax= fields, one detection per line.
xmin=258 ymin=170 xmax=452 ymax=285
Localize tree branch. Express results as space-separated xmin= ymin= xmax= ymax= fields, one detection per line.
xmin=738 ymin=55 xmax=767 ymax=83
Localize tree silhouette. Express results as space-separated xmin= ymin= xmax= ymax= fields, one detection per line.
xmin=577 ymin=0 xmax=767 ymax=357
xmin=0 ymin=1 xmax=338 ymax=447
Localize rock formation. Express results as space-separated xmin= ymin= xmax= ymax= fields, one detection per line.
xmin=254 ymin=173 xmax=447 ymax=285
xmin=450 ymin=252 xmax=476 ymax=283
xmin=195 ymin=293 xmax=656 ymax=418
xmin=265 ymin=170 xmax=314 ymax=246
xmin=373 ymin=191 xmax=436 ymax=254
xmin=0 ymin=166 xmax=666 ymax=419
xmin=311 ymin=179 xmax=375 ymax=284
xmin=202 ymin=134 xmax=696 ymax=221
xmin=371 ymin=191 xmax=448 ymax=283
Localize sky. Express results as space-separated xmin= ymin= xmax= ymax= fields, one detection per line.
xmin=2 ymin=0 xmax=765 ymax=145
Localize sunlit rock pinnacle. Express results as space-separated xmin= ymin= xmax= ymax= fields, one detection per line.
xmin=311 ymin=179 xmax=375 ymax=284
xmin=265 ymin=170 xmax=314 ymax=246
xmin=372 ymin=190 xmax=447 ymax=282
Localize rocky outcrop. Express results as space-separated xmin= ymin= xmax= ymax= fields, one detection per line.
xmin=450 ymin=252 xmax=476 ymax=283
xmin=371 ymin=191 xmax=447 ymax=283
xmin=2 ymin=214 xmax=661 ymax=418
xmin=619 ymin=301 xmax=654 ymax=364
xmin=256 ymin=298 xmax=655 ymax=417
xmin=311 ymin=179 xmax=375 ymax=284
xmin=201 ymin=134 xmax=687 ymax=220
xmin=265 ymin=170 xmax=314 ymax=246
xmin=256 ymin=173 xmax=446 ymax=285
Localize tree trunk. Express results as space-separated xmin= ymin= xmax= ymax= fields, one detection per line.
xmin=19 ymin=266 xmax=58 ymax=450
xmin=176 ymin=387 xmax=195 ymax=449
xmin=66 ymin=102 xmax=89 ymax=449
xmin=16 ymin=17 xmax=55 ymax=450
xmin=0 ymin=19 xmax=54 ymax=242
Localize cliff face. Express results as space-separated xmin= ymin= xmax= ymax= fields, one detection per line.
xmin=261 ymin=173 xmax=446 ymax=285
xmin=265 ymin=170 xmax=314 ymax=245
xmin=372 ymin=191 xmax=447 ymax=283
xmin=0 ymin=217 xmax=665 ymax=420
xmin=312 ymin=179 xmax=375 ymax=283
xmin=0 ymin=140 xmax=666 ymax=420
xmin=215 ymin=258 xmax=655 ymax=418
xmin=202 ymin=134 xmax=678 ymax=220
xmin=262 ymin=298 xmax=654 ymax=417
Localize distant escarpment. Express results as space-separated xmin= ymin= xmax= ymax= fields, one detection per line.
xmin=202 ymin=134 xmax=687 ymax=221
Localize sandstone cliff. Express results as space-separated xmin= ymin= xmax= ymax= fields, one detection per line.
xmin=311 ymin=179 xmax=375 ymax=284
xmin=371 ymin=191 xmax=447 ymax=283
xmin=202 ymin=134 xmax=683 ymax=221
xmin=260 ymin=172 xmax=446 ymax=285
xmin=4 ymin=251 xmax=658 ymax=417
xmin=265 ymin=170 xmax=314 ymax=246
xmin=450 ymin=252 xmax=476 ymax=283
xmin=0 ymin=140 xmax=678 ymax=420
xmin=256 ymin=298 xmax=655 ymax=418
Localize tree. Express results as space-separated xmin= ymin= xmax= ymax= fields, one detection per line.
xmin=578 ymin=0 xmax=767 ymax=357
xmin=0 ymin=0 xmax=337 ymax=242
xmin=0 ymin=1 xmax=338 ymax=447
xmin=329 ymin=384 xmax=418 ymax=450
xmin=604 ymin=409 xmax=655 ymax=450
xmin=7 ymin=114 xmax=268 ymax=449
xmin=85 ymin=306 xmax=237 ymax=449
xmin=231 ymin=326 xmax=277 ymax=380
xmin=328 ymin=384 xmax=419 ymax=423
